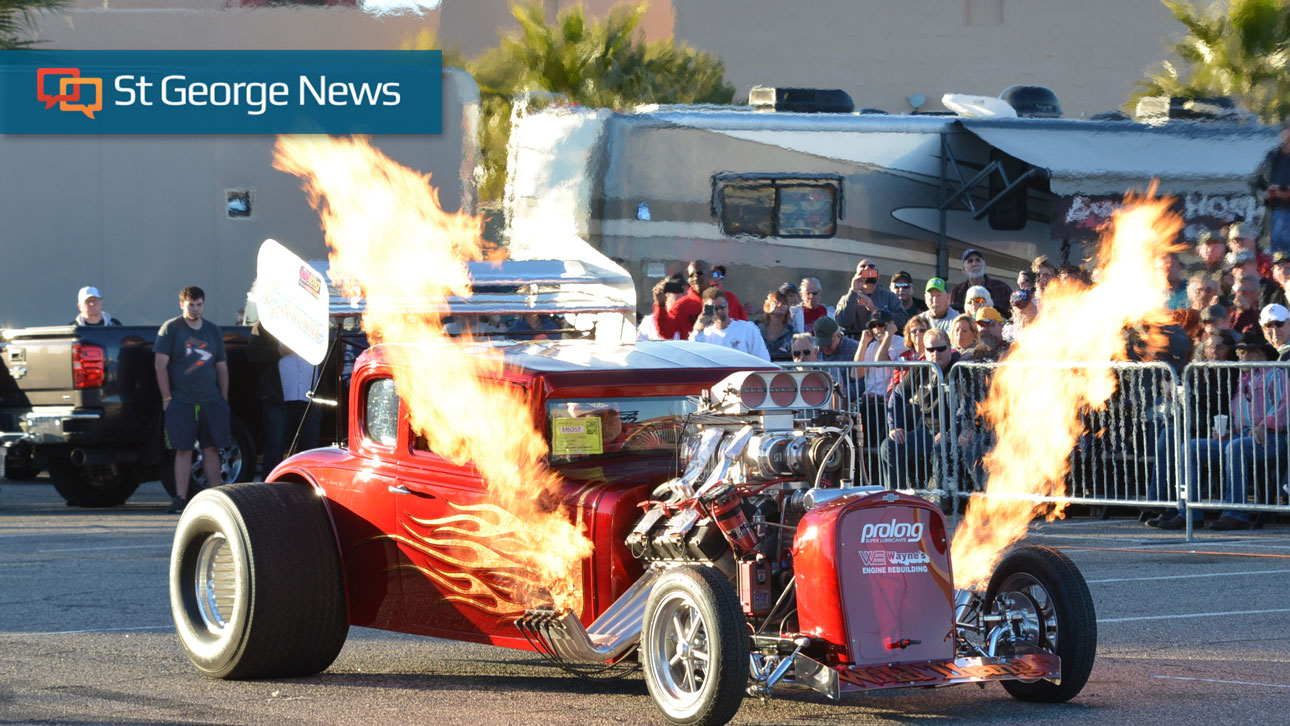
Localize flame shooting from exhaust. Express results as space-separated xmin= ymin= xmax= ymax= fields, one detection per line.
xmin=273 ymin=135 xmax=591 ymax=610
xmin=950 ymin=189 xmax=1182 ymax=591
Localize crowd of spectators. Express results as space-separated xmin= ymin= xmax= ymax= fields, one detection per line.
xmin=640 ymin=217 xmax=1290 ymax=530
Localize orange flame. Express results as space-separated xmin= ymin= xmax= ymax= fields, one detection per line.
xmin=273 ymin=135 xmax=591 ymax=610
xmin=950 ymin=188 xmax=1182 ymax=591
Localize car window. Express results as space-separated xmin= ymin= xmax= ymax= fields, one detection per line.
xmin=364 ymin=378 xmax=400 ymax=446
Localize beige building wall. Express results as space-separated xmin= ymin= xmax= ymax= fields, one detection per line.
xmin=672 ymin=0 xmax=1180 ymax=117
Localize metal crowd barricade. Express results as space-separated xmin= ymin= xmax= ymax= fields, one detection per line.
xmin=1178 ymin=361 xmax=1290 ymax=538
xmin=783 ymin=360 xmax=951 ymax=504
xmin=945 ymin=361 xmax=1181 ymax=516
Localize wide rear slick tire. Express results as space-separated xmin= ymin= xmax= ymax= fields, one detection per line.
xmin=641 ymin=566 xmax=749 ymax=726
xmin=169 ymin=482 xmax=348 ymax=679
xmin=984 ymin=545 xmax=1097 ymax=702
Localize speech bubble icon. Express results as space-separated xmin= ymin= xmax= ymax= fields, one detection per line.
xmin=60 ymin=77 xmax=102 ymax=120
xmin=37 ymin=67 xmax=80 ymax=109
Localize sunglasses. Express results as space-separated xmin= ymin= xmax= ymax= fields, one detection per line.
xmin=970 ymin=297 xmax=987 ymax=304
xmin=926 ymin=344 xmax=949 ymax=353
xmin=791 ymin=350 xmax=812 ymax=359
xmin=857 ymin=263 xmax=877 ymax=270
xmin=893 ymin=283 xmax=911 ymax=289
xmin=866 ymin=324 xmax=886 ymax=332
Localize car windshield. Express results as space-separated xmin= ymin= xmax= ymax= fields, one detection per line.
xmin=546 ymin=395 xmax=698 ymax=462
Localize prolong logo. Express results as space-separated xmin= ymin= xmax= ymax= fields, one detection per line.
xmin=859 ymin=519 xmax=924 ymax=543
xmin=37 ymin=67 xmax=103 ymax=119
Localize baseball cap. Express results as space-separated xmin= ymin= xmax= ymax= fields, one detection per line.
xmin=974 ymin=307 xmax=1004 ymax=324
xmin=1236 ymin=338 xmax=1278 ymax=359
xmin=925 ymin=277 xmax=947 ymax=293
xmin=867 ymin=310 xmax=894 ymax=328
xmin=1260 ymin=303 xmax=1290 ymax=325
xmin=961 ymin=248 xmax=985 ymax=263
xmin=964 ymin=285 xmax=992 ymax=306
xmin=1010 ymin=289 xmax=1032 ymax=307
xmin=1200 ymin=304 xmax=1229 ymax=323
xmin=777 ymin=282 xmax=798 ymax=296
xmin=813 ymin=316 xmax=840 ymax=347
xmin=1273 ymin=251 xmax=1290 ymax=265
xmin=891 ymin=270 xmax=913 ymax=284
xmin=78 ymin=286 xmax=101 ymax=303
xmin=1197 ymin=230 xmax=1221 ymax=245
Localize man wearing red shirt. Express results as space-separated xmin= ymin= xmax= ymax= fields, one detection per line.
xmin=654 ymin=260 xmax=710 ymax=340
xmin=710 ymin=265 xmax=747 ymax=321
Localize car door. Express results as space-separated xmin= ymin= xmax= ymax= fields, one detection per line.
xmin=391 ymin=428 xmax=523 ymax=642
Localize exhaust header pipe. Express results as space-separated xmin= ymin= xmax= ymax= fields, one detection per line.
xmin=517 ymin=569 xmax=660 ymax=663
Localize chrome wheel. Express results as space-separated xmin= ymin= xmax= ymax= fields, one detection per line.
xmin=194 ymin=533 xmax=239 ymax=634
xmin=647 ymin=591 xmax=713 ymax=710
xmin=993 ymin=572 xmax=1057 ymax=650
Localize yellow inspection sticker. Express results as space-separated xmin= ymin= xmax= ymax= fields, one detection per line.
xmin=552 ymin=416 xmax=603 ymax=456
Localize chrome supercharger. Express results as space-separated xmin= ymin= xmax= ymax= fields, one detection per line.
xmin=519 ymin=369 xmax=1096 ymax=726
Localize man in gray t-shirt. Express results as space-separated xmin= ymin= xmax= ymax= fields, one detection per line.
xmin=155 ymin=285 xmax=230 ymax=513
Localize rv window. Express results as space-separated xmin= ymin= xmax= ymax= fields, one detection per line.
xmin=778 ymin=185 xmax=837 ymax=237
xmin=720 ymin=185 xmax=775 ymax=236
xmin=716 ymin=177 xmax=838 ymax=238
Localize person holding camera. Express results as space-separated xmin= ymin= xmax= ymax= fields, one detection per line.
xmin=690 ymin=287 xmax=769 ymax=361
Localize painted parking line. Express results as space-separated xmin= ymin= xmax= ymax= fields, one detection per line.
xmin=0 ymin=625 xmax=171 ymax=637
xmin=38 ymin=544 xmax=170 ymax=553
xmin=1087 ymin=568 xmax=1290 ymax=584
xmin=1150 ymin=674 xmax=1290 ymax=690
xmin=1100 ymin=607 xmax=1290 ymax=623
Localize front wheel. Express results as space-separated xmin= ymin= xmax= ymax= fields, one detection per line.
xmin=984 ymin=545 xmax=1097 ymax=702
xmin=169 ymin=482 xmax=348 ymax=679
xmin=641 ymin=566 xmax=749 ymax=726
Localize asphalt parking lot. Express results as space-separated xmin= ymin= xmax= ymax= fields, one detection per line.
xmin=2 ymin=475 xmax=1290 ymax=726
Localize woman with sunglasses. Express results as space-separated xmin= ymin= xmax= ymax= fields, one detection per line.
xmin=788 ymin=334 xmax=817 ymax=362
xmin=886 ymin=315 xmax=930 ymax=397
xmin=758 ymin=290 xmax=796 ymax=361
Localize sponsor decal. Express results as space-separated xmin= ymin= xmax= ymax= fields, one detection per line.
xmin=858 ymin=548 xmax=930 ymax=575
xmin=859 ymin=519 xmax=923 ymax=543
xmin=3 ymin=50 xmax=442 ymax=134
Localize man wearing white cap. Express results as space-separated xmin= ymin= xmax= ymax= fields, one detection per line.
xmin=73 ymin=286 xmax=122 ymax=326
xmin=1258 ymin=303 xmax=1290 ymax=360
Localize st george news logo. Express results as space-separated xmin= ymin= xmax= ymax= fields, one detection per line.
xmin=37 ymin=67 xmax=103 ymax=119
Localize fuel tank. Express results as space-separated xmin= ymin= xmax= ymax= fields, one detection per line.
xmin=791 ymin=491 xmax=954 ymax=666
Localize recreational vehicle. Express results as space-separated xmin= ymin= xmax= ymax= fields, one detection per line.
xmin=502 ymin=88 xmax=1276 ymax=315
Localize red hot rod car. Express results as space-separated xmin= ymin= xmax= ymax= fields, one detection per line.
xmin=168 ymin=265 xmax=1095 ymax=726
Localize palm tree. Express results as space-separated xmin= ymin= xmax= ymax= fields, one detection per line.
xmin=465 ymin=1 xmax=734 ymax=204
xmin=0 ymin=0 xmax=67 ymax=50
xmin=1133 ymin=0 xmax=1290 ymax=122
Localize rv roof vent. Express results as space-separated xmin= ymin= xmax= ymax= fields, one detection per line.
xmin=942 ymin=93 xmax=1018 ymax=118
xmin=1000 ymin=85 xmax=1062 ymax=118
xmin=748 ymin=86 xmax=855 ymax=113
xmin=1133 ymin=95 xmax=1244 ymax=124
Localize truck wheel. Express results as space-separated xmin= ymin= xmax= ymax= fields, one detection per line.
xmin=191 ymin=417 xmax=257 ymax=489
xmin=984 ymin=545 xmax=1096 ymax=703
xmin=49 ymin=460 xmax=142 ymax=508
xmin=169 ymin=482 xmax=348 ymax=679
xmin=641 ymin=566 xmax=748 ymax=726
